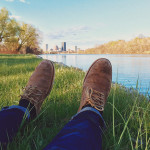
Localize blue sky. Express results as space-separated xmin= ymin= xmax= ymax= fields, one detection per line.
xmin=0 ymin=0 xmax=150 ymax=50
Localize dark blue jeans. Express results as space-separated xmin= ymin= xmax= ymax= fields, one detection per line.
xmin=0 ymin=106 xmax=104 ymax=150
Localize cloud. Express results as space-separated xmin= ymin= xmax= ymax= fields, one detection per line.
xmin=5 ymin=0 xmax=14 ymax=2
xmin=19 ymin=0 xmax=25 ymax=3
xmin=47 ymin=25 xmax=91 ymax=39
xmin=10 ymin=15 xmax=21 ymax=19
xmin=5 ymin=0 xmax=30 ymax=4
xmin=19 ymin=0 xmax=30 ymax=4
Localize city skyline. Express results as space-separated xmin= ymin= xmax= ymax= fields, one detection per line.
xmin=1 ymin=0 xmax=150 ymax=50
xmin=45 ymin=42 xmax=79 ymax=52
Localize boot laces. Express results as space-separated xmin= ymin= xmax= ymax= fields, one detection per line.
xmin=20 ymin=85 xmax=44 ymax=105
xmin=85 ymin=87 xmax=105 ymax=111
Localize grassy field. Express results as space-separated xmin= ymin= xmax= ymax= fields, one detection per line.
xmin=0 ymin=54 xmax=150 ymax=150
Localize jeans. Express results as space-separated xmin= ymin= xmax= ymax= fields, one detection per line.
xmin=0 ymin=106 xmax=104 ymax=150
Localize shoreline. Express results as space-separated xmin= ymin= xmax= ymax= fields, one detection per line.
xmin=37 ymin=55 xmax=149 ymax=98
xmin=37 ymin=55 xmax=83 ymax=71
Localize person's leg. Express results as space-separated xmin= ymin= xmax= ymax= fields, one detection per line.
xmin=44 ymin=58 xmax=112 ymax=150
xmin=0 ymin=100 xmax=35 ymax=145
xmin=44 ymin=107 xmax=104 ymax=150
xmin=0 ymin=60 xmax=55 ymax=148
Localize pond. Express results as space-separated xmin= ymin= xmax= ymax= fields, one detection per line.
xmin=40 ymin=54 xmax=150 ymax=95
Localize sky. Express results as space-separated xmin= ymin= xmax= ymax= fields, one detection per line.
xmin=0 ymin=0 xmax=150 ymax=50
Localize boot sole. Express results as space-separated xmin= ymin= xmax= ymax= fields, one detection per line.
xmin=45 ymin=60 xmax=55 ymax=96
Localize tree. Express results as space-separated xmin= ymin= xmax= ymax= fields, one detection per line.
xmin=0 ymin=8 xmax=41 ymax=53
xmin=16 ymin=23 xmax=40 ymax=51
xmin=0 ymin=8 xmax=9 ymax=42
xmin=0 ymin=8 xmax=19 ymax=43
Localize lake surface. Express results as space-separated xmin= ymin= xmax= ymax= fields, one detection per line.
xmin=40 ymin=54 xmax=150 ymax=95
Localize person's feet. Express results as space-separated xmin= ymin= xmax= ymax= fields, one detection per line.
xmin=20 ymin=60 xmax=55 ymax=115
xmin=78 ymin=58 xmax=112 ymax=112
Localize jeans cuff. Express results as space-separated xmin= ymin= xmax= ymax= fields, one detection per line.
xmin=72 ymin=107 xmax=104 ymax=122
xmin=1 ymin=105 xmax=30 ymax=119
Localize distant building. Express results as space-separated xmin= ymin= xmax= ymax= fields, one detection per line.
xmin=54 ymin=45 xmax=59 ymax=51
xmin=46 ymin=44 xmax=48 ymax=51
xmin=75 ymin=46 xmax=77 ymax=51
xmin=61 ymin=42 xmax=66 ymax=51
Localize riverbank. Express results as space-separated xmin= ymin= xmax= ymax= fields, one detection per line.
xmin=79 ymin=37 xmax=150 ymax=54
xmin=0 ymin=54 xmax=150 ymax=150
xmin=40 ymin=54 xmax=150 ymax=96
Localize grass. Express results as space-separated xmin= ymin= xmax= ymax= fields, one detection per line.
xmin=0 ymin=54 xmax=150 ymax=150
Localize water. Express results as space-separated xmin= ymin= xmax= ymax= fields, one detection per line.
xmin=40 ymin=54 xmax=150 ymax=95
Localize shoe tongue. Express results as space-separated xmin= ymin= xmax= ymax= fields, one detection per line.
xmin=86 ymin=88 xmax=96 ymax=100
xmin=89 ymin=88 xmax=92 ymax=95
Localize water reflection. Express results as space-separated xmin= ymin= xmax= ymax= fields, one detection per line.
xmin=40 ymin=54 xmax=150 ymax=95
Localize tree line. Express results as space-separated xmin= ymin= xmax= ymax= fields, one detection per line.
xmin=81 ymin=37 xmax=150 ymax=54
xmin=0 ymin=8 xmax=41 ymax=54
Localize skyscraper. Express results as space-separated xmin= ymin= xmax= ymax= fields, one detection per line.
xmin=46 ymin=44 xmax=48 ymax=51
xmin=61 ymin=42 xmax=66 ymax=51
xmin=54 ymin=45 xmax=59 ymax=51
xmin=75 ymin=46 xmax=77 ymax=51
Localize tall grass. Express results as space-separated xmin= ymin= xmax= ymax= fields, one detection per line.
xmin=0 ymin=54 xmax=150 ymax=150
xmin=103 ymin=83 xmax=150 ymax=150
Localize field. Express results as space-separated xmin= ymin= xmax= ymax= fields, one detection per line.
xmin=0 ymin=54 xmax=150 ymax=150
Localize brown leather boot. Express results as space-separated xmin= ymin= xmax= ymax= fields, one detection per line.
xmin=21 ymin=60 xmax=55 ymax=115
xmin=78 ymin=58 xmax=112 ymax=112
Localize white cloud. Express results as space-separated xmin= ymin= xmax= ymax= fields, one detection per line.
xmin=10 ymin=15 xmax=21 ymax=19
xmin=47 ymin=25 xmax=91 ymax=40
xmin=5 ymin=0 xmax=14 ymax=2
xmin=19 ymin=0 xmax=30 ymax=4
xmin=19 ymin=0 xmax=25 ymax=3
xmin=5 ymin=0 xmax=30 ymax=4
